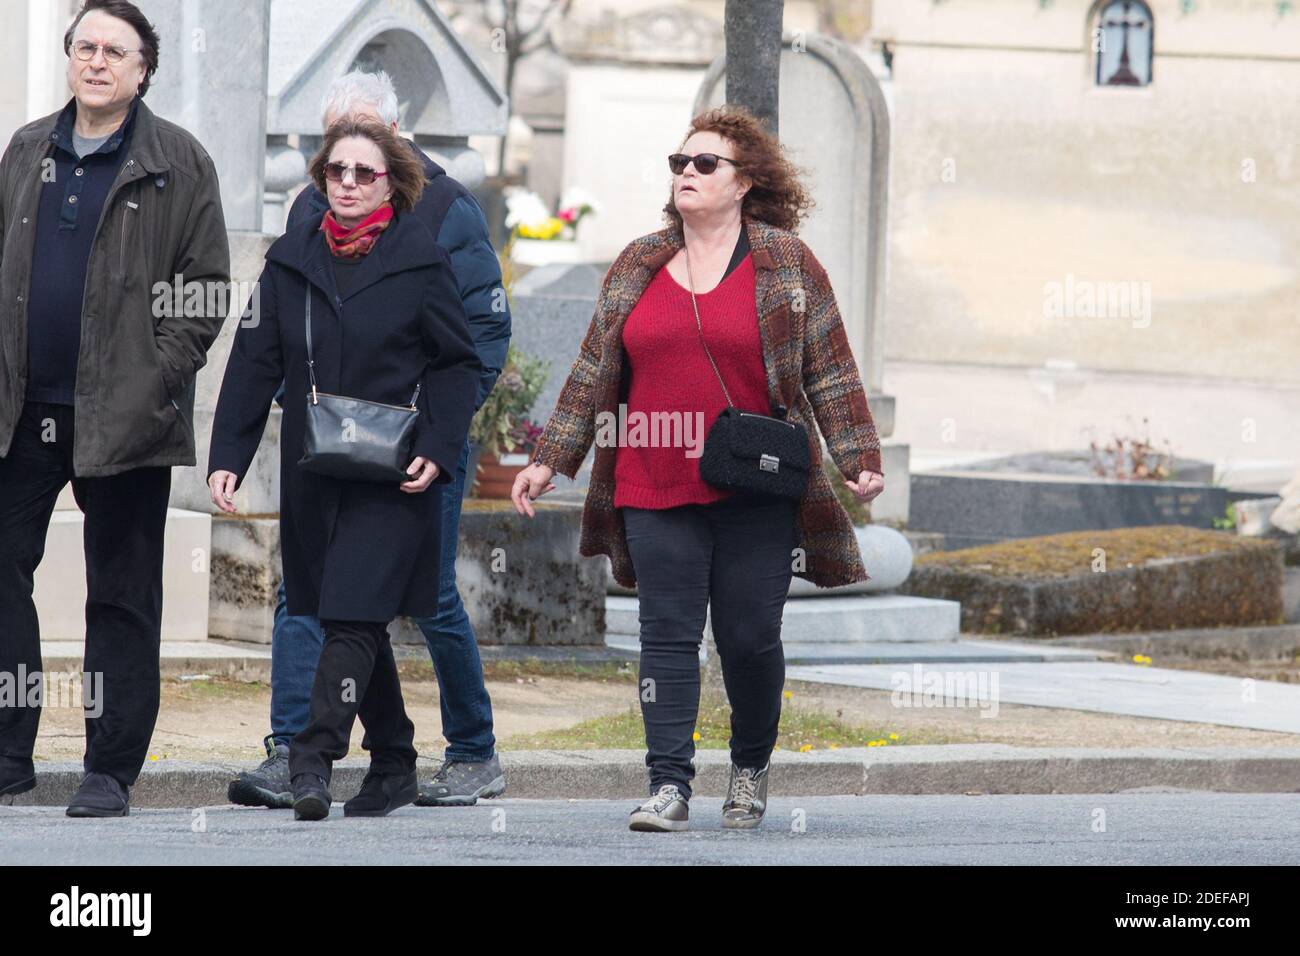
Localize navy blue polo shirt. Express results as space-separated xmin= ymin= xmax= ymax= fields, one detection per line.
xmin=25 ymin=96 xmax=139 ymax=405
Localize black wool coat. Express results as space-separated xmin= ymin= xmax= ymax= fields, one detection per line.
xmin=207 ymin=210 xmax=482 ymax=622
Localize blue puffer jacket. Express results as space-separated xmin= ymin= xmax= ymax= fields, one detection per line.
xmin=275 ymin=141 xmax=510 ymax=411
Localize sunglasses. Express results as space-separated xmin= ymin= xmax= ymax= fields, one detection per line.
xmin=668 ymin=152 xmax=743 ymax=175
xmin=323 ymin=161 xmax=388 ymax=186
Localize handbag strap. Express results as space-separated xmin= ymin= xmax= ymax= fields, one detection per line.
xmin=305 ymin=284 xmax=319 ymax=404
xmin=685 ymin=238 xmax=817 ymax=426
xmin=683 ymin=241 xmax=736 ymax=409
xmin=303 ymin=282 xmax=422 ymax=410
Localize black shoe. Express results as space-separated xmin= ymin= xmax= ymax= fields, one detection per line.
xmin=343 ymin=769 xmax=418 ymax=817
xmin=0 ymin=756 xmax=36 ymax=805
xmin=228 ymin=735 xmax=292 ymax=809
xmin=291 ymin=772 xmax=332 ymax=821
xmin=66 ymin=772 xmax=129 ymax=818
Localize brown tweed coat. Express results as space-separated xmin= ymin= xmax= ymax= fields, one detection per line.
xmin=531 ymin=215 xmax=884 ymax=590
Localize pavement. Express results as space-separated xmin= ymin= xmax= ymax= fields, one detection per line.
xmin=3 ymin=793 xmax=1299 ymax=865
xmin=7 ymin=746 xmax=1300 ymax=809
xmin=788 ymin=659 xmax=1300 ymax=734
xmin=29 ymin=621 xmax=1300 ymax=810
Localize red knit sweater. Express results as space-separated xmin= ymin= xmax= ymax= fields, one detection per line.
xmin=613 ymin=253 xmax=771 ymax=509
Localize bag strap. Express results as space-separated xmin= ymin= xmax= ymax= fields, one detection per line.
xmin=683 ymin=241 xmax=735 ymax=409
xmin=684 ymin=237 xmax=813 ymax=424
xmin=304 ymin=282 xmax=422 ymax=410
xmin=305 ymin=284 xmax=318 ymax=404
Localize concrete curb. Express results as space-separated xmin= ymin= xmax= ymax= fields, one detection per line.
xmin=8 ymin=746 xmax=1300 ymax=807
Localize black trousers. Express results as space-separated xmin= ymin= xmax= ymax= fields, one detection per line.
xmin=0 ymin=400 xmax=171 ymax=786
xmin=623 ymin=492 xmax=798 ymax=800
xmin=288 ymin=618 xmax=417 ymax=784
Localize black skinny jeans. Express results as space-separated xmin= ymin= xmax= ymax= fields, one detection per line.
xmin=623 ymin=492 xmax=798 ymax=800
xmin=288 ymin=618 xmax=417 ymax=785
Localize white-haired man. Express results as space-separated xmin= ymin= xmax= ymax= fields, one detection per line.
xmin=227 ymin=71 xmax=510 ymax=810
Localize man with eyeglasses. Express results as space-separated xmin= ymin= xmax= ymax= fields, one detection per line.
xmin=224 ymin=70 xmax=513 ymax=812
xmin=0 ymin=0 xmax=229 ymax=816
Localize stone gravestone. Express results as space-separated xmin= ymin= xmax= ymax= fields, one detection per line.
xmin=263 ymin=0 xmax=507 ymax=232
xmin=910 ymin=463 xmax=1279 ymax=550
xmin=694 ymin=33 xmax=908 ymax=524
xmin=508 ymin=260 xmax=608 ymax=489
xmin=557 ymin=3 xmax=724 ymax=262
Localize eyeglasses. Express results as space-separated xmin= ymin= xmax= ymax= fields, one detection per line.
xmin=323 ymin=161 xmax=388 ymax=186
xmin=668 ymin=152 xmax=743 ymax=175
xmin=70 ymin=40 xmax=140 ymax=65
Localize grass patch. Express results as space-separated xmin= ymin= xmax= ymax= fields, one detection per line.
xmin=162 ymin=677 xmax=268 ymax=700
xmin=397 ymin=657 xmax=636 ymax=684
xmin=502 ymin=690 xmax=902 ymax=751
xmin=914 ymin=524 xmax=1269 ymax=579
xmin=482 ymin=659 xmax=637 ymax=683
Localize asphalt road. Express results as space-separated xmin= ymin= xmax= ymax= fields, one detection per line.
xmin=2 ymin=792 xmax=1298 ymax=865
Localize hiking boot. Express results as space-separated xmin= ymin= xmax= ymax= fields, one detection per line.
xmin=721 ymin=762 xmax=769 ymax=829
xmin=415 ymin=755 xmax=506 ymax=807
xmin=291 ymin=773 xmax=332 ymax=821
xmin=344 ymin=769 xmax=418 ymax=817
xmin=66 ymin=772 xmax=129 ymax=818
xmin=628 ymin=783 xmax=689 ymax=832
xmin=228 ymin=734 xmax=292 ymax=809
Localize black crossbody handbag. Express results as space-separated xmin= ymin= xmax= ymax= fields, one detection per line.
xmin=297 ymin=286 xmax=422 ymax=482
xmin=685 ymin=244 xmax=812 ymax=500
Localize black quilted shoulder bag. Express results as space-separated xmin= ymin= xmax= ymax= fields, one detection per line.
xmin=298 ymin=285 xmax=422 ymax=482
xmin=685 ymin=244 xmax=812 ymax=500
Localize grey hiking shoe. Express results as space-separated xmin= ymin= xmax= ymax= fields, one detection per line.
xmin=721 ymin=762 xmax=769 ymax=829
xmin=628 ymin=784 xmax=689 ymax=832
xmin=228 ymin=734 xmax=292 ymax=809
xmin=415 ymin=755 xmax=506 ymax=806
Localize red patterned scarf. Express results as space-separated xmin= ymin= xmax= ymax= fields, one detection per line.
xmin=320 ymin=201 xmax=394 ymax=258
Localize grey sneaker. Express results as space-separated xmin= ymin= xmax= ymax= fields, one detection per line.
xmin=415 ymin=755 xmax=506 ymax=806
xmin=227 ymin=734 xmax=292 ymax=809
xmin=628 ymin=784 xmax=689 ymax=832
xmin=722 ymin=762 xmax=769 ymax=829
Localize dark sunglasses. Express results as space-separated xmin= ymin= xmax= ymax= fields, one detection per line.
xmin=323 ymin=161 xmax=388 ymax=186
xmin=668 ymin=152 xmax=742 ymax=175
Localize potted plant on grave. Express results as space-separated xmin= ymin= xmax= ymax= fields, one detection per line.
xmin=469 ymin=344 xmax=549 ymax=498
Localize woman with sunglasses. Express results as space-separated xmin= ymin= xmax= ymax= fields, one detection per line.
xmin=207 ymin=118 xmax=482 ymax=820
xmin=511 ymin=105 xmax=885 ymax=831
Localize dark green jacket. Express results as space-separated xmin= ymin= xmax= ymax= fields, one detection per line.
xmin=0 ymin=97 xmax=230 ymax=476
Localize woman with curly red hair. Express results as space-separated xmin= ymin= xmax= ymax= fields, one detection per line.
xmin=512 ymin=105 xmax=885 ymax=832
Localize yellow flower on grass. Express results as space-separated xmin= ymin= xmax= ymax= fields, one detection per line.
xmin=1132 ymin=654 xmax=1152 ymax=665
xmin=888 ymin=733 xmax=899 ymax=741
xmin=829 ymin=743 xmax=840 ymax=750
xmin=783 ymin=690 xmax=793 ymax=700
xmin=799 ymin=744 xmax=813 ymax=753
xmin=692 ymin=731 xmax=701 ymax=742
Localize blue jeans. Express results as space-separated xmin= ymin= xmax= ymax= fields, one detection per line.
xmin=269 ymin=440 xmax=496 ymax=762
